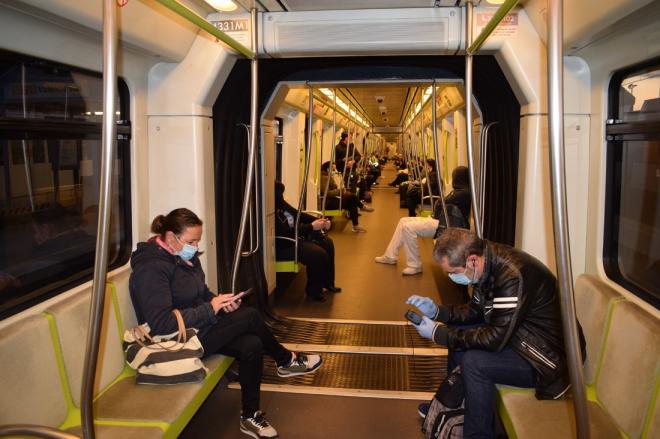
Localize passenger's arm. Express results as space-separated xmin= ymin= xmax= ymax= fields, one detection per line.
xmin=444 ymin=300 xmax=484 ymax=325
xmin=446 ymin=277 xmax=522 ymax=351
xmin=131 ymin=260 xmax=216 ymax=335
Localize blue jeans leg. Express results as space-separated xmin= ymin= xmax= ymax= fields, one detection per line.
xmin=459 ymin=348 xmax=536 ymax=439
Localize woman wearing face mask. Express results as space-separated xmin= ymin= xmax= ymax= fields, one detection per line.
xmin=129 ymin=208 xmax=322 ymax=439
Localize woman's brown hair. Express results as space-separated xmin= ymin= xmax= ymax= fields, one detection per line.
xmin=150 ymin=208 xmax=203 ymax=237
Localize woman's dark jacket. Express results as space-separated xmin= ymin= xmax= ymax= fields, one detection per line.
xmin=129 ymin=238 xmax=217 ymax=336
xmin=436 ymin=241 xmax=586 ymax=400
xmin=274 ymin=199 xmax=317 ymax=253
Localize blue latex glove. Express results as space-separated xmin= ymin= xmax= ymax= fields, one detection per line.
xmin=405 ymin=295 xmax=438 ymax=319
xmin=414 ymin=316 xmax=438 ymax=340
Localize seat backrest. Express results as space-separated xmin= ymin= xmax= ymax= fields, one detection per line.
xmin=595 ymin=300 xmax=660 ymax=438
xmin=0 ymin=314 xmax=68 ymax=427
xmin=574 ymin=275 xmax=622 ymax=384
xmin=111 ymin=270 xmax=138 ymax=331
xmin=46 ymin=287 xmax=125 ymax=408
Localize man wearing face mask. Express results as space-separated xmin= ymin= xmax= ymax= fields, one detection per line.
xmin=406 ymin=228 xmax=584 ymax=439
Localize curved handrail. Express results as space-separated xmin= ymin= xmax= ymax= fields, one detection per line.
xmin=431 ymin=82 xmax=450 ymax=226
xmin=231 ymin=8 xmax=259 ymax=293
xmin=294 ymin=86 xmax=315 ymax=265
xmin=0 ymin=425 xmax=79 ymax=439
xmin=80 ymin=1 xmax=117 ymax=437
xmin=547 ymin=0 xmax=589 ymax=437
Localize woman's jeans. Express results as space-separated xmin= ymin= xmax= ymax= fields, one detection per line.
xmin=200 ymin=307 xmax=291 ymax=417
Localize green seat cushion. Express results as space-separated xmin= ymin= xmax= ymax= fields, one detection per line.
xmin=497 ymin=387 xmax=620 ymax=439
xmin=67 ymin=424 xmax=164 ymax=439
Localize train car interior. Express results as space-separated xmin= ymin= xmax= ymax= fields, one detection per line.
xmin=0 ymin=0 xmax=658 ymax=438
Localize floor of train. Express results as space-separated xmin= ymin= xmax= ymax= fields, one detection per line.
xmin=181 ymin=164 xmax=467 ymax=438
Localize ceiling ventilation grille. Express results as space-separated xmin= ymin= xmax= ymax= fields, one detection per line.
xmin=261 ymin=8 xmax=462 ymax=57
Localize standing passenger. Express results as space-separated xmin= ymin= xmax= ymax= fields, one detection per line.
xmin=129 ymin=208 xmax=323 ymax=439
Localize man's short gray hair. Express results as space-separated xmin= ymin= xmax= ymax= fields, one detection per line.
xmin=433 ymin=228 xmax=485 ymax=267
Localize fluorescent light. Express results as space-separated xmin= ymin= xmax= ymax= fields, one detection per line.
xmin=204 ymin=0 xmax=238 ymax=12
xmin=485 ymin=0 xmax=506 ymax=4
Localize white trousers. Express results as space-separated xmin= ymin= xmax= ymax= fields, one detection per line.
xmin=383 ymin=216 xmax=439 ymax=269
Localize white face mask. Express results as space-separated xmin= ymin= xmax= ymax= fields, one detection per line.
xmin=448 ymin=259 xmax=477 ymax=285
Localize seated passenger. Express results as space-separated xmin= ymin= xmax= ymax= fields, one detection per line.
xmin=375 ymin=166 xmax=471 ymax=275
xmin=274 ymin=182 xmax=341 ymax=302
xmin=406 ymin=158 xmax=441 ymax=216
xmin=407 ymin=228 xmax=585 ymax=439
xmin=320 ymin=161 xmax=367 ymax=233
xmin=129 ymin=208 xmax=322 ymax=438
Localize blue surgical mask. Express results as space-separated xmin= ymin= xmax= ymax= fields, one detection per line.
xmin=175 ymin=235 xmax=198 ymax=261
xmin=448 ymin=259 xmax=477 ymax=285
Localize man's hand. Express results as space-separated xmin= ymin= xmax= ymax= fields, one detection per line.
xmin=413 ymin=316 xmax=437 ymax=340
xmin=406 ymin=295 xmax=438 ymax=319
xmin=311 ymin=219 xmax=326 ymax=231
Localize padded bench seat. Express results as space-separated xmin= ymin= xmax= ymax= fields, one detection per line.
xmin=0 ymin=278 xmax=233 ymax=439
xmin=497 ymin=275 xmax=660 ymax=439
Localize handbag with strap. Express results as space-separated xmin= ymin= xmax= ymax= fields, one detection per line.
xmin=123 ymin=309 xmax=207 ymax=385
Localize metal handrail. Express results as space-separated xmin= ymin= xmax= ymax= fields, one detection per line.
xmin=479 ymin=121 xmax=498 ymax=228
xmin=0 ymin=425 xmax=79 ymax=438
xmin=238 ymin=123 xmax=260 ymax=257
xmin=294 ymin=86 xmax=315 ymax=265
xmin=547 ymin=0 xmax=589 ymax=437
xmin=320 ymin=90 xmax=337 ymax=213
xmin=467 ymin=0 xmax=520 ymax=55
xmin=230 ymin=8 xmax=259 ymax=293
xmin=431 ymin=82 xmax=450 ymax=226
xmin=155 ymin=0 xmax=254 ymax=59
xmin=80 ymin=1 xmax=117 ymax=437
xmin=465 ymin=1 xmax=482 ymax=238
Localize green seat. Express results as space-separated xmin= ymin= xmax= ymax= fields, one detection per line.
xmin=275 ymin=260 xmax=300 ymax=273
xmin=322 ymin=209 xmax=344 ymax=217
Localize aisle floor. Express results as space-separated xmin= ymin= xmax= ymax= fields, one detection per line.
xmin=272 ymin=164 xmax=467 ymax=320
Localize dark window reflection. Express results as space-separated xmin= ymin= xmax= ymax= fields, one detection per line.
xmin=0 ymin=50 xmax=130 ymax=318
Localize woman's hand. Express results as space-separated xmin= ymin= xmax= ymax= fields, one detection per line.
xmin=210 ymin=293 xmax=241 ymax=314
xmin=311 ymin=219 xmax=326 ymax=231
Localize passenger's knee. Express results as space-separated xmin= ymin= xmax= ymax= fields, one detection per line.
xmin=239 ymin=335 xmax=263 ymax=359
xmin=460 ymin=350 xmax=487 ymax=377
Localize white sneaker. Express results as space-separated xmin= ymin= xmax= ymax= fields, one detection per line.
xmin=352 ymin=225 xmax=367 ymax=233
xmin=277 ymin=353 xmax=323 ymax=377
xmin=374 ymin=255 xmax=397 ymax=265
xmin=361 ymin=205 xmax=375 ymax=212
xmin=402 ymin=266 xmax=423 ymax=276
xmin=240 ymin=411 xmax=278 ymax=438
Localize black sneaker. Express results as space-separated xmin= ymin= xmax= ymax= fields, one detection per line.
xmin=418 ymin=402 xmax=430 ymax=419
xmin=277 ymin=353 xmax=323 ymax=377
xmin=240 ymin=411 xmax=278 ymax=438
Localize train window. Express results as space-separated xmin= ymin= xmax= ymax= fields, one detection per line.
xmin=604 ymin=59 xmax=660 ymax=308
xmin=0 ymin=50 xmax=131 ymax=319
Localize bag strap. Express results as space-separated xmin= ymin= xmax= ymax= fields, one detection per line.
xmin=173 ymin=309 xmax=188 ymax=343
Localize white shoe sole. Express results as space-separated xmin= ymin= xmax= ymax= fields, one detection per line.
xmin=374 ymin=257 xmax=397 ymax=265
xmin=402 ymin=269 xmax=422 ymax=276
xmin=277 ymin=357 xmax=323 ymax=378
xmin=240 ymin=425 xmax=278 ymax=439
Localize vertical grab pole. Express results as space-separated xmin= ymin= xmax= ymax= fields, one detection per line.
xmin=231 ymin=8 xmax=258 ymax=292
xmin=321 ymin=91 xmax=337 ymax=213
xmin=339 ymin=101 xmax=352 ymax=212
xmin=465 ymin=1 xmax=482 ymax=238
xmin=295 ymin=86 xmax=314 ymax=265
xmin=547 ymin=1 xmax=589 ymax=437
xmin=81 ymin=1 xmax=117 ymax=437
xmin=431 ymin=81 xmax=450 ymax=225
xmin=421 ymin=86 xmax=433 ymax=208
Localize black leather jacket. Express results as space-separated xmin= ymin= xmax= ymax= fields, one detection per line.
xmin=437 ymin=241 xmax=585 ymax=399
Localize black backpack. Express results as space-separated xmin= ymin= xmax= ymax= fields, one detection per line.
xmin=422 ymin=366 xmax=465 ymax=439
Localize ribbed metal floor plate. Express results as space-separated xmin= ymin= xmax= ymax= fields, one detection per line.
xmin=261 ymin=352 xmax=447 ymax=392
xmin=270 ymin=319 xmax=436 ymax=348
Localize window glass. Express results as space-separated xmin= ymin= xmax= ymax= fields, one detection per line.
xmin=618 ymin=68 xmax=660 ymax=122
xmin=0 ymin=50 xmax=131 ymax=318
xmin=615 ymin=140 xmax=660 ymax=295
xmin=606 ymin=61 xmax=660 ymax=308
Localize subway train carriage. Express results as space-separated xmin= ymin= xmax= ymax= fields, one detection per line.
xmin=0 ymin=0 xmax=658 ymax=438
